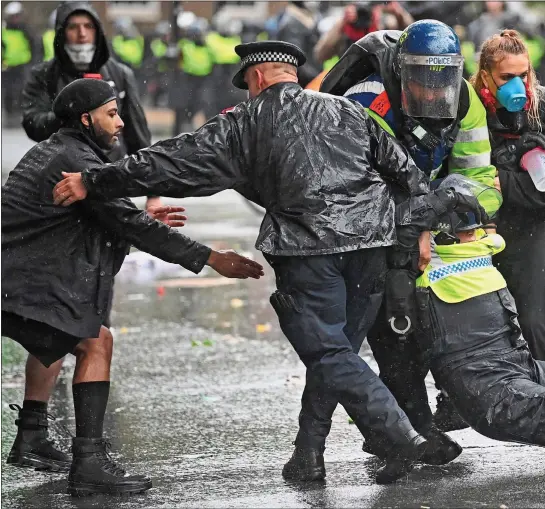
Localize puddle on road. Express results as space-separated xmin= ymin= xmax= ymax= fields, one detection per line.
xmin=112 ymin=233 xmax=282 ymax=343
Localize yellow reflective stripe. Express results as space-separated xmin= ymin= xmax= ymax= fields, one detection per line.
xmin=364 ymin=107 xmax=395 ymax=137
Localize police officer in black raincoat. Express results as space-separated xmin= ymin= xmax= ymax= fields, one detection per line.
xmin=53 ymin=41 xmax=487 ymax=484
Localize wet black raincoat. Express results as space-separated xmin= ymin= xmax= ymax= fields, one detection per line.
xmin=21 ymin=2 xmax=150 ymax=159
xmin=1 ymin=128 xmax=210 ymax=339
xmin=79 ymin=82 xmax=429 ymax=256
xmin=491 ymin=93 xmax=545 ymax=360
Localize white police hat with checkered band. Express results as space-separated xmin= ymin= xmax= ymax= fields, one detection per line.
xmin=232 ymin=40 xmax=306 ymax=90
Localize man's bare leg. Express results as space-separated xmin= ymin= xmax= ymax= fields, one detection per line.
xmin=24 ymin=355 xmax=64 ymax=402
xmin=68 ymin=327 xmax=152 ymax=496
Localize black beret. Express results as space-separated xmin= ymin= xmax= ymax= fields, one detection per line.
xmin=232 ymin=40 xmax=307 ymax=90
xmin=53 ymin=78 xmax=117 ymax=120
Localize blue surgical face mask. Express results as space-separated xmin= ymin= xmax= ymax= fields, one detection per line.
xmin=494 ymin=76 xmax=527 ymax=112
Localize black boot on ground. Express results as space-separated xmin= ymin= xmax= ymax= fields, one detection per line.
xmin=420 ymin=425 xmax=463 ymax=465
xmin=375 ymin=435 xmax=430 ymax=484
xmin=282 ymin=445 xmax=326 ymax=481
xmin=6 ymin=404 xmax=71 ymax=472
xmin=67 ymin=437 xmax=152 ymax=497
xmin=433 ymin=393 xmax=470 ymax=432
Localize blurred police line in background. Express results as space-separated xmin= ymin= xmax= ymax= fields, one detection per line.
xmin=3 ymin=0 xmax=545 ymax=135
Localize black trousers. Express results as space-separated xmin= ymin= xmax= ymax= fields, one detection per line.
xmin=267 ymin=248 xmax=415 ymax=449
xmin=429 ymin=291 xmax=545 ymax=446
xmin=367 ymin=313 xmax=433 ymax=433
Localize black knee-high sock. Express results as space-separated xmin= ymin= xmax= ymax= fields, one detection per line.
xmin=23 ymin=400 xmax=48 ymax=414
xmin=72 ymin=382 xmax=110 ymax=438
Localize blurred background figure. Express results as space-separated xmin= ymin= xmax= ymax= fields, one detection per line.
xmin=3 ymin=1 xmax=545 ymax=137
xmin=2 ymin=1 xmax=35 ymax=126
xmin=170 ymin=10 xmax=214 ymax=134
xmin=462 ymin=1 xmax=544 ymax=80
xmin=112 ymin=16 xmax=146 ymax=95
xmin=144 ymin=20 xmax=173 ymax=108
xmin=42 ymin=9 xmax=57 ymax=63
xmin=313 ymin=2 xmax=413 ymax=76
xmin=207 ymin=5 xmax=245 ymax=113
xmin=276 ymin=1 xmax=322 ymax=87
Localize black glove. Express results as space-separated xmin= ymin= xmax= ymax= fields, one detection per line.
xmin=429 ymin=189 xmax=489 ymax=226
xmin=451 ymin=191 xmax=489 ymax=226
xmin=518 ymin=132 xmax=545 ymax=156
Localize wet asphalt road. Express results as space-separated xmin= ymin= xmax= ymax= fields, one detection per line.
xmin=2 ymin=128 xmax=545 ymax=508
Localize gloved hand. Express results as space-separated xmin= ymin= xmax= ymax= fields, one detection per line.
xmin=450 ymin=191 xmax=489 ymax=226
xmin=431 ymin=189 xmax=489 ymax=226
xmin=518 ymin=131 xmax=545 ymax=156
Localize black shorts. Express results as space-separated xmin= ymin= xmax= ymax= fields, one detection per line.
xmin=1 ymin=311 xmax=85 ymax=368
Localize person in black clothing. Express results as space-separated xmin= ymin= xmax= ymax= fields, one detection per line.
xmin=53 ymin=41 xmax=487 ymax=484
xmin=2 ymin=79 xmax=263 ymax=494
xmin=16 ymin=2 xmax=162 ymax=452
xmin=21 ymin=2 xmax=150 ymax=165
xmin=276 ymin=2 xmax=322 ymax=87
xmin=471 ymin=29 xmax=545 ymax=360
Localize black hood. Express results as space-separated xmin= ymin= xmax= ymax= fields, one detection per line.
xmin=53 ymin=1 xmax=110 ymax=75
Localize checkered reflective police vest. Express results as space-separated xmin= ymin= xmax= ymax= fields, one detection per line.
xmin=417 ymin=232 xmax=507 ymax=303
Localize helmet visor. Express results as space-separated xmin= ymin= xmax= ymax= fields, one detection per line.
xmin=400 ymin=54 xmax=464 ymax=119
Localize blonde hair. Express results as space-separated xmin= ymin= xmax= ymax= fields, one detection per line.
xmin=470 ymin=29 xmax=542 ymax=131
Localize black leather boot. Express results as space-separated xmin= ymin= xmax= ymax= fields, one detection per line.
xmin=282 ymin=445 xmax=326 ymax=481
xmin=67 ymin=437 xmax=152 ymax=496
xmin=433 ymin=393 xmax=469 ymax=432
xmin=420 ymin=425 xmax=462 ymax=465
xmin=6 ymin=404 xmax=71 ymax=472
xmin=363 ymin=425 xmax=462 ymax=466
xmin=375 ymin=434 xmax=430 ymax=484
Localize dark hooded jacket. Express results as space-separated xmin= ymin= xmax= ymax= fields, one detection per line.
xmin=79 ymin=82 xmax=429 ymax=256
xmin=21 ymin=2 xmax=150 ymax=159
xmin=276 ymin=3 xmax=322 ymax=88
xmin=1 ymin=128 xmax=210 ymax=339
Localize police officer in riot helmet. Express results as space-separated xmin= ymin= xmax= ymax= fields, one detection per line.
xmin=321 ymin=20 xmax=500 ymax=453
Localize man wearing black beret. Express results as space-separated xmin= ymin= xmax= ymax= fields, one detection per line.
xmin=54 ymin=42 xmax=486 ymax=484
xmin=2 ymin=78 xmax=263 ymax=496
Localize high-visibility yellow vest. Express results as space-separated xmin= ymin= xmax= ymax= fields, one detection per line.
xmin=178 ymin=39 xmax=214 ymax=77
xmin=2 ymin=28 xmax=32 ymax=68
xmin=417 ymin=231 xmax=507 ymax=303
xmin=205 ymin=32 xmax=240 ymax=65
xmin=112 ymin=35 xmax=144 ymax=68
xmin=42 ymin=29 xmax=55 ymax=62
xmin=150 ymin=38 xmax=167 ymax=58
xmin=323 ymin=55 xmax=339 ymax=71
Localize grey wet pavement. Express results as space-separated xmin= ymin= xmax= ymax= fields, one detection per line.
xmin=2 ymin=128 xmax=545 ymax=508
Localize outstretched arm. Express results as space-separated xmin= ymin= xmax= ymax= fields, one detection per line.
xmin=54 ymin=112 xmax=250 ymax=205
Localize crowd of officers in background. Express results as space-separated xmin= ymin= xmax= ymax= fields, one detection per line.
xmin=3 ymin=1 xmax=545 ymax=133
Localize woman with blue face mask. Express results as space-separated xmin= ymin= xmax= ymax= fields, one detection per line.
xmin=471 ymin=29 xmax=545 ymax=360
